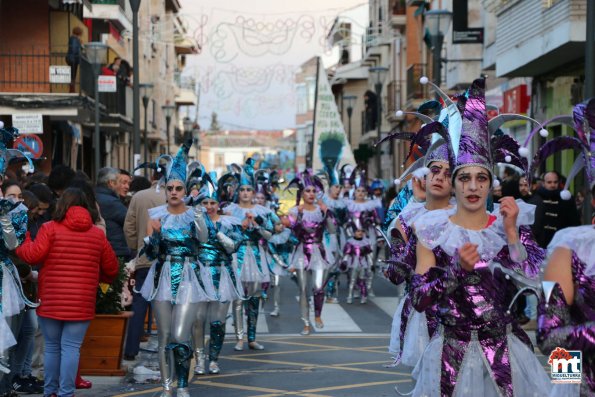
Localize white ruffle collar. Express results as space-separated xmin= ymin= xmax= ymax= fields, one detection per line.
xmin=547 ymin=225 xmax=595 ymax=276
xmin=346 ymin=199 xmax=380 ymax=213
xmin=289 ymin=206 xmax=324 ymax=223
xmin=148 ymin=204 xmax=195 ymax=225
xmin=226 ymin=203 xmax=271 ymax=219
xmin=323 ymin=195 xmax=347 ymax=210
xmin=413 ymin=199 xmax=536 ymax=260
xmin=346 ymin=237 xmax=371 ymax=247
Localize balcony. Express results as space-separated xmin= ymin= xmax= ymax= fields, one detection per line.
xmin=406 ymin=64 xmax=427 ymax=101
xmin=363 ymin=25 xmax=390 ymax=63
xmin=386 ymin=80 xmax=403 ymax=116
xmin=84 ymin=0 xmax=132 ymax=32
xmin=0 ymin=50 xmax=79 ymax=93
xmin=389 ymin=0 xmax=407 ymax=27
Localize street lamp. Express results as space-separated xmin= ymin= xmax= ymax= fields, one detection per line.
xmin=140 ymin=83 xmax=153 ymax=174
xmin=162 ymin=104 xmax=176 ymax=153
xmin=424 ymin=9 xmax=452 ymax=88
xmin=343 ymin=94 xmax=357 ymax=145
xmin=85 ymin=42 xmax=108 ymax=178
xmin=368 ymin=66 xmax=388 ymax=180
xmin=183 ymin=117 xmax=193 ymax=141
xmin=130 ymin=0 xmax=141 ymax=170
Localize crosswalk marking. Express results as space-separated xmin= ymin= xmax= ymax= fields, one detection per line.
xmin=308 ymin=300 xmax=362 ymax=332
xmin=370 ymin=296 xmax=401 ymax=318
xmin=225 ymin=310 xmax=269 ymax=335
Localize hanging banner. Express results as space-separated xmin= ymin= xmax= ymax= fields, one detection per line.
xmin=311 ymin=57 xmax=356 ymax=180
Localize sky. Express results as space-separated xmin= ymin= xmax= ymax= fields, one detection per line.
xmin=179 ymin=0 xmax=366 ymax=131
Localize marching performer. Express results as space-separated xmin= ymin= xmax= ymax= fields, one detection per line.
xmin=226 ymin=159 xmax=276 ymax=351
xmin=408 ymin=78 xmax=551 ymax=396
xmin=535 ymin=98 xmax=594 ymax=396
xmin=139 ymin=142 xmax=216 ymax=397
xmin=283 ymin=170 xmax=336 ymax=335
xmin=187 ymin=168 xmax=244 ymax=376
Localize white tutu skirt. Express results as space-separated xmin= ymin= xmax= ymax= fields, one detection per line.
xmin=239 ymin=246 xmax=270 ymax=283
xmin=216 ymin=264 xmax=245 ymax=302
xmin=289 ymin=244 xmax=330 ymax=271
xmin=389 ymin=296 xmax=407 ymax=356
xmin=1 ymin=262 xmax=26 ymax=318
xmin=401 ymin=310 xmax=430 ymax=367
xmin=0 ymin=315 xmax=17 ymax=354
xmin=140 ymin=259 xmax=216 ymax=303
xmin=411 ymin=333 xmax=552 ymax=397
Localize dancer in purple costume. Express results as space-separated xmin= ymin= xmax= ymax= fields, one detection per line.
xmin=408 ymin=78 xmax=550 ymax=397
xmin=283 ymin=170 xmax=336 ymax=335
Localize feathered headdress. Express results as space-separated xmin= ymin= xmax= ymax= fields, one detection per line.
xmin=348 ymin=166 xmax=369 ymax=190
xmin=0 ymin=122 xmax=35 ymax=175
xmin=528 ymin=97 xmax=595 ymax=199
xmin=319 ymin=132 xmax=345 ymax=186
xmin=285 ymin=169 xmax=325 ymax=206
xmin=155 ymin=139 xmax=192 ymax=184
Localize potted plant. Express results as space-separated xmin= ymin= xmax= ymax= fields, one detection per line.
xmin=79 ymin=260 xmax=133 ymax=376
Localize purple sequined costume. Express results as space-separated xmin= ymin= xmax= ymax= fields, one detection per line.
xmin=409 ymin=200 xmax=551 ymax=397
xmin=537 ymin=225 xmax=595 ymax=396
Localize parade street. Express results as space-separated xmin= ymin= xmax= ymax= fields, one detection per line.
xmin=46 ymin=276 xmax=548 ymax=397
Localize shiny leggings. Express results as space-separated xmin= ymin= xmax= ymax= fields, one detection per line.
xmin=153 ymin=301 xmax=200 ymax=391
xmin=232 ymin=282 xmax=261 ymax=343
xmin=193 ymin=301 xmax=230 ymax=360
xmin=295 ymin=267 xmax=329 ymax=327
xmin=270 ymin=274 xmax=281 ymax=311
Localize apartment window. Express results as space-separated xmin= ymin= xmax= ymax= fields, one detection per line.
xmin=306 ymin=77 xmax=316 ymax=111
xmin=296 ymin=84 xmax=307 ymax=114
xmin=151 ymin=99 xmax=156 ymax=127
xmin=215 ymin=153 xmax=225 ymax=167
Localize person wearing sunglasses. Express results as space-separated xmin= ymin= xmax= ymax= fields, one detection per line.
xmin=139 ymin=142 xmax=215 ymax=397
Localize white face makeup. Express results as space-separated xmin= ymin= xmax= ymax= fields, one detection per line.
xmin=238 ymin=185 xmax=254 ymax=204
xmin=166 ymin=181 xmax=185 ymax=206
xmin=302 ymin=186 xmax=316 ymax=205
xmin=201 ymin=198 xmax=219 ymax=215
xmin=453 ymin=166 xmax=491 ymax=212
xmin=425 ymin=161 xmax=452 ymax=199
xmin=354 ymin=187 xmax=367 ymax=201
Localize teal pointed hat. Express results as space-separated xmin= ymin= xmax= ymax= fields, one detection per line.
xmin=156 ymin=140 xmax=192 ymax=184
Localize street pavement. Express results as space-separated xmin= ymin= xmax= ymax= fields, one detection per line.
xmin=29 ymin=275 xmax=549 ymax=397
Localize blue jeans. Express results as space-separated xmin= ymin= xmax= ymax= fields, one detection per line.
xmin=38 ymin=317 xmax=90 ymax=397
xmin=124 ymin=268 xmax=150 ymax=357
xmin=11 ymin=309 xmax=38 ymax=377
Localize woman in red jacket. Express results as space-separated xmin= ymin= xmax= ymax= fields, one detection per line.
xmin=16 ymin=188 xmax=118 ymax=397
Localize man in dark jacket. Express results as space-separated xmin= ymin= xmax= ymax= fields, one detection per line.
xmin=96 ymin=167 xmax=131 ymax=260
xmin=535 ymin=171 xmax=581 ymax=248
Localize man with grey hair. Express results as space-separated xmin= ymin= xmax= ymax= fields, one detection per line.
xmin=96 ymin=167 xmax=131 ymax=260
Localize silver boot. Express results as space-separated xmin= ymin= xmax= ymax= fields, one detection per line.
xmin=193 ymin=348 xmax=206 ymax=375
xmin=177 ymin=387 xmax=190 ymax=397
xmin=208 ymin=361 xmax=220 ymax=374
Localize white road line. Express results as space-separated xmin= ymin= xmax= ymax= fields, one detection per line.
xmin=370 ymin=297 xmax=401 ymax=318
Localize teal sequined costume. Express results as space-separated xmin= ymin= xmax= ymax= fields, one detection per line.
xmin=0 ymin=202 xmax=32 ymax=372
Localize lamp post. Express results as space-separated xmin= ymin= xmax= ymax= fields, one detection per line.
xmin=162 ymin=104 xmax=176 ymax=153
xmin=424 ymin=9 xmax=452 ymax=88
xmin=85 ymin=42 xmax=108 ymax=178
xmin=368 ymin=66 xmax=388 ymax=180
xmin=130 ymin=0 xmax=141 ymax=170
xmin=343 ymin=94 xmax=357 ymax=145
xmin=183 ymin=117 xmax=193 ymax=142
xmin=140 ymin=83 xmax=153 ymax=175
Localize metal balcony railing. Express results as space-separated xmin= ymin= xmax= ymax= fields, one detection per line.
xmin=91 ymin=0 xmax=126 ymax=9
xmin=0 ymin=49 xmax=79 ymax=93
xmin=0 ymin=49 xmax=128 ymax=116
xmin=406 ymin=64 xmax=428 ymax=101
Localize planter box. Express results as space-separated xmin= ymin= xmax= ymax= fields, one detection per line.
xmin=79 ymin=311 xmax=133 ymax=376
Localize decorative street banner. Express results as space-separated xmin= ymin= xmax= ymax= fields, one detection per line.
xmin=311 ymin=57 xmax=355 ymax=179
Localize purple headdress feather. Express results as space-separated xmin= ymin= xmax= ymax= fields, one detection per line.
xmin=528 ymin=136 xmax=586 ymax=184
xmin=284 ymin=169 xmax=324 ymax=205
xmin=491 ymin=134 xmax=529 ymax=175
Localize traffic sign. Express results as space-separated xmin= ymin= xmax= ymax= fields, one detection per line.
xmin=14 ymin=135 xmax=44 ymax=159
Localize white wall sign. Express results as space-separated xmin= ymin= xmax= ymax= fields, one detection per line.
xmin=98 ymin=75 xmax=117 ymax=92
xmin=49 ymin=65 xmax=71 ymax=83
xmin=11 ymin=114 xmax=43 ymax=134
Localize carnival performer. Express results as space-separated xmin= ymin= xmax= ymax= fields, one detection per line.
xmin=409 ymin=78 xmax=551 ymax=396
xmin=267 ymin=219 xmax=298 ymax=317
xmin=322 ymin=165 xmax=349 ymax=303
xmin=283 ymin=170 xmax=336 ymax=335
xmin=534 ymin=97 xmax=594 ymax=396
xmin=139 ymin=141 xmax=216 ymax=397
xmin=187 ymin=168 xmax=244 ymax=376
xmin=226 ymin=159 xmax=276 ymax=351
xmin=0 ymin=122 xmax=35 ymax=376
xmin=346 ymin=168 xmax=381 ymax=297
xmin=384 ymin=142 xmax=454 ymax=366
xmin=341 ymin=225 xmax=373 ymax=304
